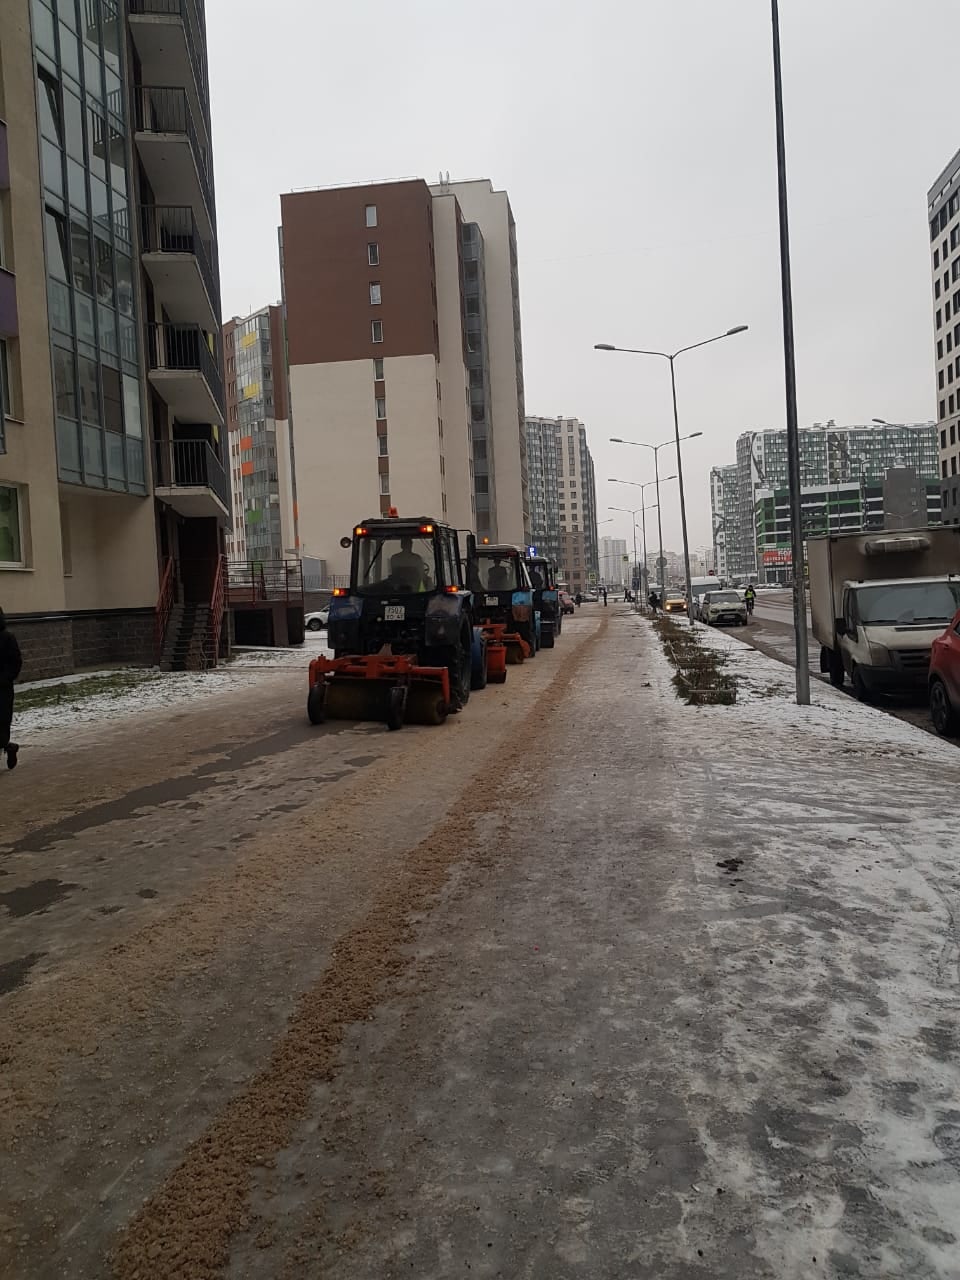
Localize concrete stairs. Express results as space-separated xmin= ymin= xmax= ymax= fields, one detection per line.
xmin=159 ymin=603 xmax=213 ymax=672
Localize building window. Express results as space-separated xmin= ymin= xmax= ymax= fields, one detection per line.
xmin=375 ymin=396 xmax=386 ymax=420
xmin=369 ymin=282 xmax=381 ymax=305
xmin=937 ymin=310 xmax=943 ymax=330
xmin=371 ymin=320 xmax=383 ymax=343
xmin=379 ymin=435 xmax=388 ymax=456
xmin=0 ymin=484 xmax=23 ymax=566
xmin=365 ymin=204 xmax=377 ymax=228
xmin=379 ymin=471 xmax=390 ymax=494
xmin=0 ymin=340 xmax=11 ymax=420
xmin=935 ymin=248 xmax=941 ymax=267
xmin=374 ymin=357 xmax=384 ymax=379
xmin=367 ymin=242 xmax=379 ymax=266
xmin=936 ymin=279 xmax=942 ymax=299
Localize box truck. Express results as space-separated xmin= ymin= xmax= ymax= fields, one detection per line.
xmin=808 ymin=528 xmax=960 ymax=700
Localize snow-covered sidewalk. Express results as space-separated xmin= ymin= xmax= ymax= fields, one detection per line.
xmin=635 ymin=612 xmax=960 ymax=1275
xmin=13 ymin=637 xmax=332 ymax=739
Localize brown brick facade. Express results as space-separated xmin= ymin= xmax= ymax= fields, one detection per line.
xmin=280 ymin=181 xmax=439 ymax=366
xmin=8 ymin=610 xmax=156 ymax=682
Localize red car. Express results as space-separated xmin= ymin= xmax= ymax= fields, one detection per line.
xmin=929 ymin=606 xmax=960 ymax=736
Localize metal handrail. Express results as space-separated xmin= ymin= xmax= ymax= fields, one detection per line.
xmin=140 ymin=204 xmax=217 ymax=311
xmin=226 ymin=559 xmax=304 ymax=606
xmin=155 ymin=554 xmax=175 ymax=661
xmin=146 ymin=321 xmax=225 ymax=417
xmin=202 ymin=553 xmax=227 ymax=669
xmin=154 ymin=437 xmax=228 ymax=509
xmin=133 ymin=85 xmax=212 ymax=216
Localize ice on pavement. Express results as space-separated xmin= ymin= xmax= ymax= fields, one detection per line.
xmin=14 ymin=636 xmax=333 ymax=738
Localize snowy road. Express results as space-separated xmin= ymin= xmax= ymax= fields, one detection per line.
xmin=2 ymin=610 xmax=960 ymax=1278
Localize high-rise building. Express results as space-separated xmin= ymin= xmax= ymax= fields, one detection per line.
xmin=223 ymin=306 xmax=294 ymax=562
xmin=525 ymin=416 xmax=598 ymax=592
xmin=928 ymin=147 xmax=960 ymax=526
xmin=711 ymin=422 xmax=940 ymax=582
xmin=709 ymin=464 xmax=738 ymax=578
xmin=599 ymin=536 xmax=628 ymax=588
xmin=0 ymin=0 xmax=227 ymax=677
xmin=278 ymin=177 xmax=526 ymax=579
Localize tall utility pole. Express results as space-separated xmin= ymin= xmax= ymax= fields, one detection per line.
xmin=771 ymin=0 xmax=810 ymax=704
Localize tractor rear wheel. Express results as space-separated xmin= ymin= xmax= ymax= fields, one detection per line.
xmin=471 ymin=633 xmax=488 ymax=690
xmin=540 ymin=622 xmax=555 ymax=649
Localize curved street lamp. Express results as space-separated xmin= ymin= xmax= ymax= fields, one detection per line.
xmin=596 ymin=328 xmax=747 ymax=621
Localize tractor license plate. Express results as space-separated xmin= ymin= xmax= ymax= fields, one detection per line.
xmin=384 ymin=605 xmax=405 ymax=621
xmin=485 ymin=595 xmax=499 ymax=606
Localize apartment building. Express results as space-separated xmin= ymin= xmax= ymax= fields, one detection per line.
xmin=929 ymin=146 xmax=960 ymax=525
xmin=599 ymin=536 xmax=628 ymax=588
xmin=279 ymin=177 xmax=527 ymax=579
xmin=709 ymin=463 xmax=738 ymax=578
xmin=223 ymin=305 xmax=294 ymax=562
xmin=711 ymin=421 xmax=940 ymax=581
xmin=0 ymin=0 xmax=227 ymax=678
xmin=525 ymin=416 xmax=599 ymax=592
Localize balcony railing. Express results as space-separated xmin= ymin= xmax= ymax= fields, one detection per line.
xmin=147 ymin=321 xmax=225 ymax=417
xmin=227 ymin=560 xmax=305 ymax=608
xmin=140 ymin=204 xmax=218 ymax=311
xmin=133 ymin=85 xmax=213 ymax=217
xmin=154 ymin=438 xmax=228 ymax=509
xmin=127 ymin=0 xmax=209 ymax=116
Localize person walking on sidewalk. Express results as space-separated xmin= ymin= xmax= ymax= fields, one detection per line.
xmin=0 ymin=608 xmax=23 ymax=770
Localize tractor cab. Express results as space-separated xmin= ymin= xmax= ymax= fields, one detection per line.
xmin=524 ymin=554 xmax=561 ymax=648
xmin=328 ymin=516 xmax=472 ymax=662
xmin=466 ymin=540 xmax=538 ymax=656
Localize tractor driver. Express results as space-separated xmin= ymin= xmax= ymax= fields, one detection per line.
xmin=390 ymin=536 xmax=431 ymax=592
xmin=487 ymin=558 xmax=511 ymax=591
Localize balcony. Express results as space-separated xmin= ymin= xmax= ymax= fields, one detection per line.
xmin=141 ymin=205 xmax=219 ymax=331
xmin=133 ymin=86 xmax=214 ymax=237
xmin=127 ymin=0 xmax=209 ymax=126
xmin=154 ymin=438 xmax=230 ymax=523
xmin=147 ymin=322 xmax=224 ymax=425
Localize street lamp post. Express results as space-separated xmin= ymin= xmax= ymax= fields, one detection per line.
xmin=610 ymin=432 xmax=700 ymax=606
xmin=597 ymin=327 xmax=747 ymax=622
xmin=609 ymin=475 xmax=676 ymax=604
xmin=770 ymin=0 xmax=809 ymax=705
xmin=608 ymin=505 xmax=646 ymax=608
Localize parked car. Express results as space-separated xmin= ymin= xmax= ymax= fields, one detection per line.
xmin=305 ymin=606 xmax=330 ymax=631
xmin=663 ymin=594 xmax=687 ymax=615
xmin=929 ymin=606 xmax=960 ymax=736
xmin=701 ymin=590 xmax=748 ymax=627
xmin=559 ymin=591 xmax=576 ymax=616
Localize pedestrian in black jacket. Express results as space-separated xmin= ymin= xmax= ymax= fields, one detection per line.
xmin=0 ymin=608 xmax=23 ymax=770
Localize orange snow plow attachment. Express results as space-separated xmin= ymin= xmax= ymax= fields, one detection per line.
xmin=480 ymin=621 xmax=529 ymax=674
xmin=307 ymin=648 xmax=451 ymax=730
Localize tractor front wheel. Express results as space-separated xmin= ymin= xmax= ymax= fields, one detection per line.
xmin=307 ymin=682 xmax=326 ymax=725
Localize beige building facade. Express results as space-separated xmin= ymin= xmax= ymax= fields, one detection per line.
xmin=279 ymin=177 xmax=528 ymax=583
xmin=0 ymin=0 xmax=227 ymax=679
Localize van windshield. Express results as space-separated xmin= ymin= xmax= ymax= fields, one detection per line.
xmin=856 ymin=581 xmax=960 ymax=625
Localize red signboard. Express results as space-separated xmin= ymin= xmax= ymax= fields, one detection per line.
xmin=762 ymin=548 xmax=792 ymax=566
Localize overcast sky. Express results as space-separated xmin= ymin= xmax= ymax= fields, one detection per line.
xmin=208 ymin=0 xmax=960 ymax=556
